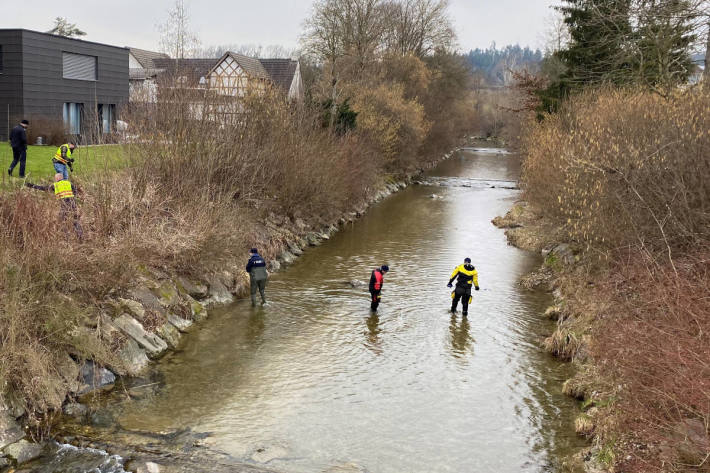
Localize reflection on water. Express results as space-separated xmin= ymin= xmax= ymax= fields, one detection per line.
xmin=449 ymin=315 xmax=474 ymax=357
xmin=59 ymin=149 xmax=586 ymax=473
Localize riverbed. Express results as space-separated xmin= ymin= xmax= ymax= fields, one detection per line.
xmin=43 ymin=148 xmax=586 ymax=473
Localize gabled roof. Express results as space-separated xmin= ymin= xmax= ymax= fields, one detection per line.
xmin=129 ymin=47 xmax=169 ymax=69
xmin=259 ymin=59 xmax=298 ymax=91
xmin=208 ymin=52 xmax=270 ymax=80
xmin=153 ymin=58 xmax=219 ymax=83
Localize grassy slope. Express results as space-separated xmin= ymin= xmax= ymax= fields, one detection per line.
xmin=0 ymin=143 xmax=127 ymax=190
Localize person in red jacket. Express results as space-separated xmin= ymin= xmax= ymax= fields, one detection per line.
xmin=369 ymin=265 xmax=389 ymax=311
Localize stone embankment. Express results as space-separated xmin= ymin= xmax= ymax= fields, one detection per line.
xmin=492 ymin=201 xmax=606 ymax=473
xmin=0 ymin=149 xmax=460 ymax=470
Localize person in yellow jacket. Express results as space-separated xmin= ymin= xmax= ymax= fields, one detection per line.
xmin=53 ymin=143 xmax=77 ymax=180
xmin=26 ymin=173 xmax=83 ymax=240
xmin=447 ymin=257 xmax=479 ymax=316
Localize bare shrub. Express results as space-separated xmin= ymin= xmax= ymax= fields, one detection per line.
xmin=522 ymin=87 xmax=710 ymax=260
xmin=592 ymin=252 xmax=710 ymax=472
xmin=25 ymin=116 xmax=68 ymax=146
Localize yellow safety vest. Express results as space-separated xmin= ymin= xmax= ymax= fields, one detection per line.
xmin=54 ymin=144 xmax=73 ymax=164
xmin=54 ymin=180 xmax=74 ymax=199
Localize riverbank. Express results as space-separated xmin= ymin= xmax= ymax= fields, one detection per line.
xmin=494 ymin=201 xmax=710 ymax=473
xmin=0 ymin=141 xmax=468 ymax=470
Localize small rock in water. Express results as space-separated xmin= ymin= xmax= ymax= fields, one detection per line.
xmin=251 ymin=444 xmax=289 ymax=463
xmin=346 ymin=280 xmax=366 ymax=288
xmin=62 ymin=403 xmax=88 ymax=419
xmin=136 ymin=461 xmax=161 ymax=473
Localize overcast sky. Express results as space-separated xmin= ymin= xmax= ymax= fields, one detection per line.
xmin=1 ymin=0 xmax=558 ymax=53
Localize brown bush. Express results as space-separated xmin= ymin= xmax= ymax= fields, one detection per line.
xmin=26 ymin=116 xmax=68 ymax=146
xmin=348 ymin=83 xmax=429 ymax=172
xmin=521 ymin=87 xmax=710 ymax=260
xmin=592 ymin=252 xmax=710 ymax=472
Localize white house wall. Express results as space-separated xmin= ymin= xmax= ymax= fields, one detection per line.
xmin=288 ymin=61 xmax=304 ymax=102
xmin=128 ymin=52 xmax=142 ymax=69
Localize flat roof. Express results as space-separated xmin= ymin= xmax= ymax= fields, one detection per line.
xmin=0 ymin=28 xmax=129 ymax=51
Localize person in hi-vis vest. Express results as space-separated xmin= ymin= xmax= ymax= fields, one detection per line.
xmin=26 ymin=173 xmax=83 ymax=240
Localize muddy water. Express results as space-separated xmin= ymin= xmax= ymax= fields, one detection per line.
xmin=57 ymin=149 xmax=586 ymax=472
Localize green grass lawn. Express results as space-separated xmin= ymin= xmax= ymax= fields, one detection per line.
xmin=0 ymin=142 xmax=128 ymax=189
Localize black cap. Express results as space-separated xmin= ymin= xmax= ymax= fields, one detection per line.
xmin=464 ymin=257 xmax=471 ymax=263
xmin=250 ymin=247 xmax=258 ymax=254
xmin=20 ymin=119 xmax=29 ymax=125
xmin=380 ymin=265 xmax=389 ymax=272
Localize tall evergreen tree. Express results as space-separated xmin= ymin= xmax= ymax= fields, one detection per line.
xmin=633 ymin=0 xmax=696 ymax=88
xmin=557 ymin=0 xmax=635 ymax=87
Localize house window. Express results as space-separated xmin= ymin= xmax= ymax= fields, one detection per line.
xmin=63 ymin=103 xmax=83 ymax=134
xmin=62 ymin=52 xmax=97 ymax=81
xmin=98 ymin=104 xmax=115 ymax=133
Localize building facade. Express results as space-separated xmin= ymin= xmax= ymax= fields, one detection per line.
xmin=0 ymin=29 xmax=128 ymax=142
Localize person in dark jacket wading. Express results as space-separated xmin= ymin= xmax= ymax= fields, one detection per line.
xmin=246 ymin=248 xmax=268 ymax=306
xmin=369 ymin=265 xmax=389 ymax=311
xmin=447 ymin=258 xmax=479 ymax=316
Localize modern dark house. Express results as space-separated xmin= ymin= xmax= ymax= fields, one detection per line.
xmin=0 ymin=29 xmax=128 ymax=142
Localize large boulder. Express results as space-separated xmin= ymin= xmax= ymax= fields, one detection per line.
xmin=157 ymin=322 xmax=181 ymax=349
xmin=176 ymin=276 xmax=208 ymax=300
xmin=2 ymin=440 xmax=42 ymax=465
xmin=110 ymin=314 xmax=168 ymax=358
xmin=279 ymin=250 xmax=296 ymax=265
xmin=189 ymin=299 xmax=207 ymax=322
xmin=167 ymin=314 xmax=193 ymax=333
xmin=129 ymin=287 xmax=166 ymax=315
xmin=119 ymin=339 xmax=150 ymax=375
xmin=118 ymin=298 xmax=146 ymax=321
xmin=77 ymin=360 xmax=116 ymax=395
xmin=204 ymin=274 xmax=234 ymax=306
xmin=153 ymin=281 xmax=180 ymax=307
xmin=0 ymin=411 xmax=24 ymax=450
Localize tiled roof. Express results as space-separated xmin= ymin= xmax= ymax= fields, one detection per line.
xmin=153 ymin=58 xmax=219 ymax=84
xmin=129 ymin=48 xmax=169 ymax=69
xmin=259 ymin=59 xmax=298 ymax=91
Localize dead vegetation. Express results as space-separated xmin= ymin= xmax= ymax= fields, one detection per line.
xmin=520 ymin=86 xmax=710 ymax=471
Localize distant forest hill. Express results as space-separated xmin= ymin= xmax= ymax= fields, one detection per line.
xmin=465 ymin=45 xmax=543 ymax=87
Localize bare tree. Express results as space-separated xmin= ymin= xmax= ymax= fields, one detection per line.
xmin=159 ymin=0 xmax=200 ymax=59
xmin=541 ymin=11 xmax=571 ymax=55
xmin=383 ymin=0 xmax=456 ymax=57
xmin=47 ymin=17 xmax=86 ymax=37
xmin=198 ymin=44 xmax=298 ymax=59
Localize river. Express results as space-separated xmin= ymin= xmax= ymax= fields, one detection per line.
xmin=40 ymin=148 xmax=586 ymax=473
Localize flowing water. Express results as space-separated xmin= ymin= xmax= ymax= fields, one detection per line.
xmin=42 ymin=148 xmax=586 ymax=472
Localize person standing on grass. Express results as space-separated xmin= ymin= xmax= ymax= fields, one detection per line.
xmin=25 ymin=173 xmax=83 ymax=240
xmin=52 ymin=142 xmax=77 ymax=180
xmin=246 ymin=248 xmax=268 ymax=306
xmin=8 ymin=119 xmax=29 ymax=178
